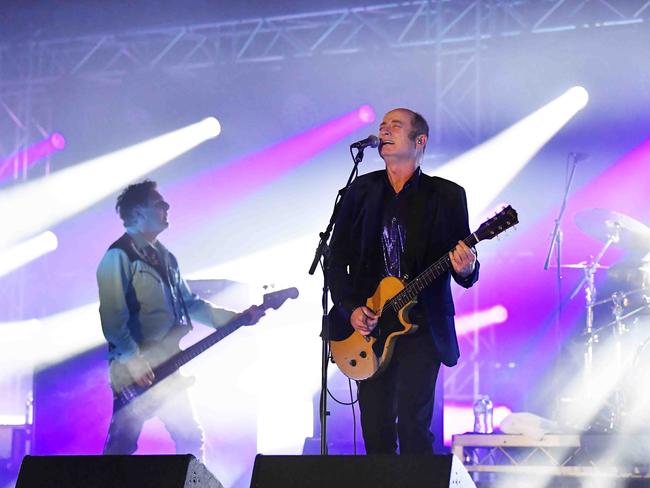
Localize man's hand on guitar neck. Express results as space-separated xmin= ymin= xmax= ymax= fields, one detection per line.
xmin=351 ymin=306 xmax=379 ymax=336
xmin=450 ymin=240 xmax=477 ymax=278
xmin=239 ymin=305 xmax=266 ymax=326
xmin=126 ymin=354 xmax=155 ymax=387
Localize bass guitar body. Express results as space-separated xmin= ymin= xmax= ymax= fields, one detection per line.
xmin=109 ymin=333 xmax=194 ymax=416
xmin=330 ymin=276 xmax=418 ymax=381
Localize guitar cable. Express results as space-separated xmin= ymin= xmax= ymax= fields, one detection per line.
xmin=326 ymin=377 xmax=360 ymax=455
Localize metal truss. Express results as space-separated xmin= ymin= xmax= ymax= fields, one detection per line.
xmin=444 ymin=318 xmax=499 ymax=402
xmin=0 ymin=0 xmax=647 ymax=331
xmin=0 ymin=0 xmax=648 ymax=88
xmin=0 ymin=87 xmax=53 ymax=178
xmin=1 ymin=0 xmax=645 ymax=155
xmin=452 ymin=433 xmax=650 ymax=480
xmin=0 ymin=86 xmax=53 ymax=322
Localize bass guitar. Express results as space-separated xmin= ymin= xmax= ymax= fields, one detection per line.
xmin=110 ymin=287 xmax=299 ymax=412
xmin=330 ymin=205 xmax=518 ymax=381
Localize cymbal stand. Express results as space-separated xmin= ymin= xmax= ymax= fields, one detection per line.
xmin=582 ymin=227 xmax=619 ymax=403
xmin=607 ymin=291 xmax=628 ymax=430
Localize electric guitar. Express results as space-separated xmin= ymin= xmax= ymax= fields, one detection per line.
xmin=110 ymin=287 xmax=299 ymax=412
xmin=330 ymin=205 xmax=518 ymax=381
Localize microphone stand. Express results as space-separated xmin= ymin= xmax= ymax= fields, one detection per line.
xmin=543 ymin=152 xmax=579 ymax=413
xmin=308 ymin=145 xmax=367 ymax=455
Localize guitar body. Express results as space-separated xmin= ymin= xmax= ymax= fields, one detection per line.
xmin=109 ymin=332 xmax=194 ymax=415
xmin=330 ymin=276 xmax=418 ymax=381
xmin=329 ymin=205 xmax=518 ymax=381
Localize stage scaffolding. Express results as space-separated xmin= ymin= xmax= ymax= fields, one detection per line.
xmin=0 ymin=0 xmax=648 ymax=397
xmin=1 ymin=0 xmax=648 ymax=144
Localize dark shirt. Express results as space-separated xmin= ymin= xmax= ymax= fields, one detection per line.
xmin=381 ymin=168 xmax=421 ymax=278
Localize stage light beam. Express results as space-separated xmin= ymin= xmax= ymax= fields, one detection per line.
xmin=456 ymin=305 xmax=509 ymax=337
xmin=0 ymin=118 xmax=221 ymax=249
xmin=435 ymin=86 xmax=590 ymax=221
xmin=0 ymin=304 xmax=105 ymax=369
xmin=0 ymin=231 xmax=58 ymax=277
xmin=165 ymin=105 xmax=376 ymax=234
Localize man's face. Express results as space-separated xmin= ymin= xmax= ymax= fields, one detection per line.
xmin=137 ymin=190 xmax=170 ymax=235
xmin=378 ymin=109 xmax=417 ymax=160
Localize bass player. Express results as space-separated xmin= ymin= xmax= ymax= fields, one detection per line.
xmin=97 ymin=180 xmax=264 ymax=460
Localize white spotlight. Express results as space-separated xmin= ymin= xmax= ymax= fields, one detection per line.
xmin=567 ymin=85 xmax=589 ymax=110
xmin=0 ymin=230 xmax=58 ymax=277
xmin=0 ymin=117 xmax=222 ymax=249
xmin=200 ymin=117 xmax=222 ymax=138
xmin=0 ymin=304 xmax=105 ymax=368
xmin=456 ymin=305 xmax=508 ymax=337
xmin=434 ymin=86 xmax=590 ymax=222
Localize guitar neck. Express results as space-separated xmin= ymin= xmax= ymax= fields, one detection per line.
xmin=113 ymin=287 xmax=299 ymax=412
xmin=389 ymin=233 xmax=479 ymax=311
xmin=152 ymin=316 xmax=246 ymax=384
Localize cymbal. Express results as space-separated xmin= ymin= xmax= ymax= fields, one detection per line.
xmin=574 ymin=208 xmax=650 ymax=251
xmin=608 ymin=261 xmax=650 ymax=288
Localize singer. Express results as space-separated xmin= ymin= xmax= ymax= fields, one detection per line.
xmin=328 ymin=108 xmax=479 ymax=454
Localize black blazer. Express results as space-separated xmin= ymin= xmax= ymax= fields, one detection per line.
xmin=328 ymin=169 xmax=479 ymax=367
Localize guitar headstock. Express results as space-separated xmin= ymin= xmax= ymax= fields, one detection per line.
xmin=262 ymin=287 xmax=299 ymax=310
xmin=475 ymin=205 xmax=519 ymax=242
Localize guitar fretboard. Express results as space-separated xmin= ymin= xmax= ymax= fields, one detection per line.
xmin=113 ymin=287 xmax=299 ymax=411
xmin=152 ymin=318 xmax=245 ymax=385
xmin=386 ymin=233 xmax=479 ymax=312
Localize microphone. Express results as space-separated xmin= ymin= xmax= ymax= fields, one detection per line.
xmin=570 ymin=152 xmax=590 ymax=163
xmin=350 ymin=135 xmax=380 ymax=149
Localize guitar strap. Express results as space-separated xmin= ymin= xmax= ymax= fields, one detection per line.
xmin=400 ymin=175 xmax=431 ymax=282
xmin=160 ymin=249 xmax=194 ymax=331
xmin=109 ymin=233 xmax=192 ymax=331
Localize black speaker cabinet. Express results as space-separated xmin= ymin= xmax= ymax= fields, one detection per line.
xmin=16 ymin=454 xmax=223 ymax=488
xmin=250 ymin=454 xmax=476 ymax=488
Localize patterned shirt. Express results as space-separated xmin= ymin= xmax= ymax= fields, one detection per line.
xmin=381 ymin=167 xmax=421 ymax=278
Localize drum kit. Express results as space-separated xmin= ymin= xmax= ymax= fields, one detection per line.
xmin=561 ymin=208 xmax=650 ymax=432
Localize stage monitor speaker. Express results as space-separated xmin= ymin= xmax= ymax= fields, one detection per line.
xmin=16 ymin=454 xmax=224 ymax=488
xmin=250 ymin=454 xmax=475 ymax=488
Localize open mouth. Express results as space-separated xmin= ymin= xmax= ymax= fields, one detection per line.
xmin=379 ymin=140 xmax=394 ymax=148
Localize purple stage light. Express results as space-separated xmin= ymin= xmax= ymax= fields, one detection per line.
xmin=49 ymin=132 xmax=66 ymax=150
xmin=454 ymin=136 xmax=650 ymax=410
xmin=166 ymin=105 xmax=376 ymax=232
xmin=456 ymin=305 xmax=508 ymax=337
xmin=357 ymin=105 xmax=375 ymax=124
xmin=0 ymin=132 xmax=66 ymax=183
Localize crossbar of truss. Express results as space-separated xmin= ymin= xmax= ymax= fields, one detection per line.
xmin=0 ymin=0 xmax=647 ymax=87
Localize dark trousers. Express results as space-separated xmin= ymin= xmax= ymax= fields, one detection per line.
xmin=358 ymin=332 xmax=441 ymax=454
